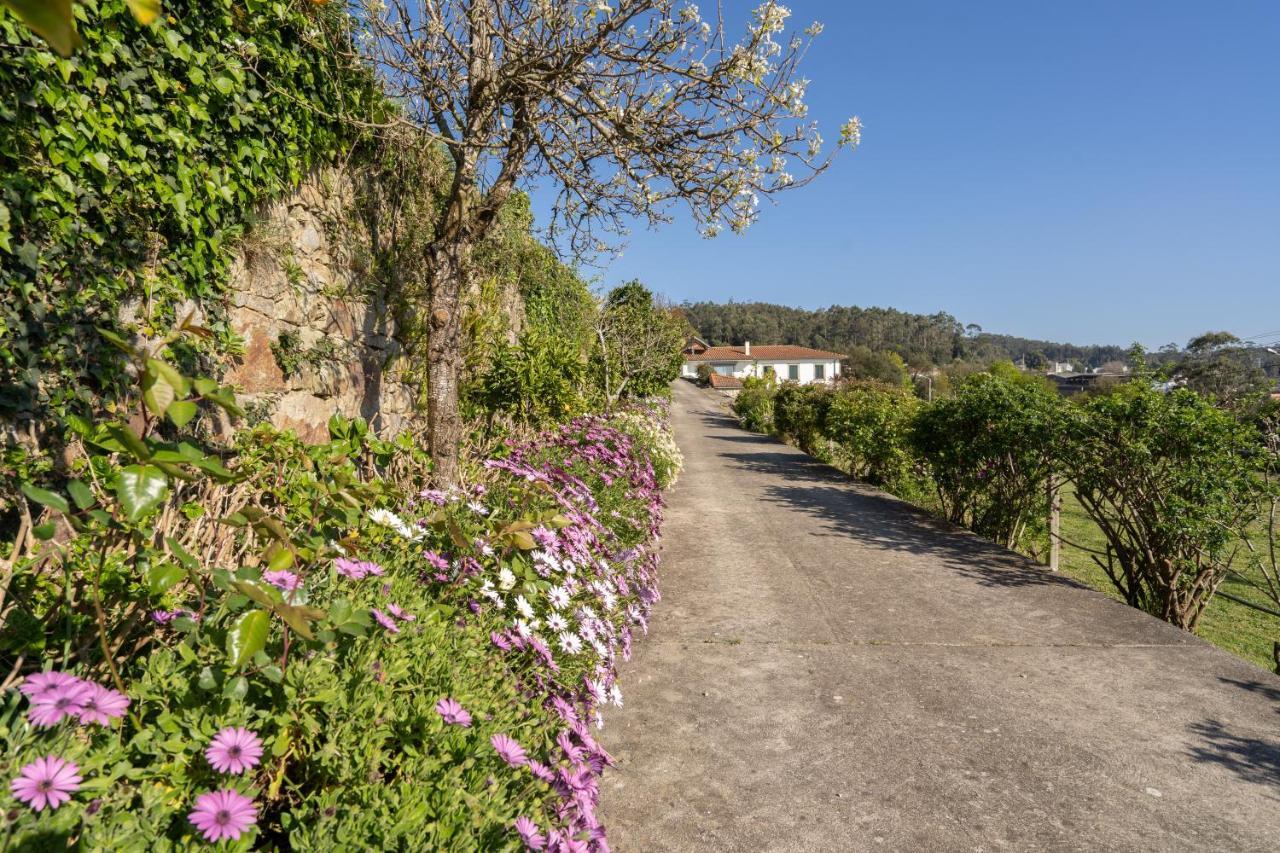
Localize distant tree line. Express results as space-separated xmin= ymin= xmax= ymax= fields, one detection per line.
xmin=680 ymin=301 xmax=1129 ymax=369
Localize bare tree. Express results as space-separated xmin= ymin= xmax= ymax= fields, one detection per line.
xmin=346 ymin=0 xmax=860 ymax=482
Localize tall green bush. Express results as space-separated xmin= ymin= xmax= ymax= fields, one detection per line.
xmin=824 ymin=381 xmax=921 ymax=496
xmin=909 ymin=368 xmax=1063 ymax=551
xmin=1063 ymin=382 xmax=1261 ymax=630
xmin=732 ymin=376 xmax=776 ymax=433
xmin=773 ymin=383 xmax=834 ymax=459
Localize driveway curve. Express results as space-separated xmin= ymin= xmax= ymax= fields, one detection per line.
xmin=598 ymin=380 xmax=1280 ymax=852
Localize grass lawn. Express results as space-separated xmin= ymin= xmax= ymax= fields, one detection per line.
xmin=1055 ymin=488 xmax=1280 ymax=672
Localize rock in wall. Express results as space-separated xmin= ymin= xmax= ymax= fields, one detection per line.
xmin=223 ymin=167 xmax=420 ymax=443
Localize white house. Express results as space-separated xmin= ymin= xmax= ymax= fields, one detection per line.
xmin=681 ymin=341 xmax=844 ymax=387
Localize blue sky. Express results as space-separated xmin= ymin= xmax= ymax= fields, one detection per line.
xmin=558 ymin=1 xmax=1280 ymax=348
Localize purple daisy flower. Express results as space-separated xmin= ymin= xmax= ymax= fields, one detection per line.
xmin=9 ymin=755 xmax=81 ymax=812
xmin=205 ymin=727 xmax=264 ymax=775
xmin=386 ymin=603 xmax=416 ymax=622
xmin=514 ymin=816 xmax=546 ymax=850
xmin=262 ymin=570 xmax=300 ymax=593
xmin=335 ymin=558 xmax=384 ymax=580
xmin=371 ymin=608 xmax=399 ymax=633
xmin=527 ymin=760 xmax=556 ymax=783
xmin=28 ymin=681 xmax=91 ymax=727
xmin=490 ymin=733 xmax=528 ymax=767
xmin=76 ymin=684 xmax=130 ymax=725
xmin=435 ymin=697 xmax=472 ymax=727
xmin=188 ymin=789 xmax=258 ymax=843
xmin=18 ymin=671 xmax=80 ymax=701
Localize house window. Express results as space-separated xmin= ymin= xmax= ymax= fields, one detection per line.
xmin=814 ymin=364 xmax=825 ymax=380
xmin=713 ymin=363 xmax=736 ymax=376
xmin=787 ymin=364 xmax=799 ymax=381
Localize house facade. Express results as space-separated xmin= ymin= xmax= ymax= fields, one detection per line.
xmin=682 ymin=342 xmax=844 ymax=386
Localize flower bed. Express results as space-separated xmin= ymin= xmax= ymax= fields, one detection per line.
xmin=2 ymin=409 xmax=678 ymax=850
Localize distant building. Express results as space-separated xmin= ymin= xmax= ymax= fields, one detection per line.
xmin=1047 ymin=372 xmax=1129 ymax=396
xmin=682 ymin=341 xmax=844 ymax=386
xmin=682 ymin=335 xmax=710 ymax=356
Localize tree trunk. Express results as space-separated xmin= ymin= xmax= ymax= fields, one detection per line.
xmin=425 ymin=238 xmax=471 ymax=485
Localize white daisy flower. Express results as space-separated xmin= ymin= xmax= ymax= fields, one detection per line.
xmin=600 ymin=591 xmax=618 ymax=612
xmin=558 ymin=631 xmax=583 ymax=654
xmin=467 ymin=501 xmax=489 ymax=516
xmin=514 ymin=619 xmax=534 ymax=638
xmin=515 ymin=595 xmax=535 ymax=619
xmin=546 ymin=585 xmax=570 ymax=610
xmin=609 ymin=684 xmax=624 ymax=707
xmin=498 ymin=567 xmax=516 ymax=591
xmin=546 ymin=612 xmax=568 ymax=632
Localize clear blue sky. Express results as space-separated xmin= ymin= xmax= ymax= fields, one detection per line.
xmin=566 ymin=1 xmax=1280 ymax=348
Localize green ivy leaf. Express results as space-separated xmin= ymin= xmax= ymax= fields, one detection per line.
xmin=104 ymin=423 xmax=152 ymax=461
xmin=227 ymin=609 xmax=270 ymax=668
xmin=33 ymin=521 xmax=58 ymax=540
xmin=2 ymin=0 xmax=81 ymax=57
xmin=115 ymin=464 xmax=169 ymax=521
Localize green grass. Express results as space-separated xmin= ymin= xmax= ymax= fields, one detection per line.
xmin=1055 ymin=488 xmax=1280 ymax=672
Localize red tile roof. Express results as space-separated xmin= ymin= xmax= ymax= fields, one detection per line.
xmin=707 ymin=373 xmax=744 ymax=390
xmin=684 ymin=345 xmax=845 ymax=362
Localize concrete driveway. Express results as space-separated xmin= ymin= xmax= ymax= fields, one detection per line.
xmin=598 ymin=381 xmax=1280 ymax=852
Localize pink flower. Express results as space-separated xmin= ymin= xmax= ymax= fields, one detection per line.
xmin=490 ymin=733 xmax=527 ymax=767
xmin=435 ymin=697 xmax=472 ymax=727
xmin=371 ymin=608 xmax=399 ymax=633
xmin=386 ymin=603 xmax=415 ymax=622
xmin=262 ymin=570 xmax=300 ymax=593
xmin=527 ymin=760 xmax=556 ymax=783
xmin=76 ymin=684 xmax=130 ymax=725
xmin=188 ymin=789 xmax=258 ymax=843
xmin=514 ymin=816 xmax=546 ymax=850
xmin=18 ymin=671 xmax=81 ymax=701
xmin=205 ymin=727 xmax=264 ymax=775
xmin=335 ymin=558 xmax=384 ymax=580
xmin=28 ymin=681 xmax=91 ymax=727
xmin=10 ymin=755 xmax=81 ymax=812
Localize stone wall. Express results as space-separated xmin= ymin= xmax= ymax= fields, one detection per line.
xmin=223 ymin=167 xmax=420 ymax=443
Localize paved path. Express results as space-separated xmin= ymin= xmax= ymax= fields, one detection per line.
xmin=599 ymin=381 xmax=1280 ymax=852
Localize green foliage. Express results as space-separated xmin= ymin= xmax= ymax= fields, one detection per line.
xmin=595 ymin=281 xmax=686 ymax=404
xmin=824 ymin=381 xmax=921 ymax=496
xmin=772 ymin=382 xmax=834 ymax=459
xmin=1063 ymin=382 xmax=1262 ymax=630
xmin=843 ymin=345 xmax=909 ymax=386
xmin=0 ymin=0 xmax=381 ymax=423
xmin=695 ymin=362 xmax=713 ymax=386
xmin=909 ymin=369 xmax=1063 ymax=551
xmin=1173 ymin=331 xmax=1273 ymax=410
xmin=475 ymin=328 xmax=587 ymax=427
xmin=732 ymin=375 xmax=776 ymax=433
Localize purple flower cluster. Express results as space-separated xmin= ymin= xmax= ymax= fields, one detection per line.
xmin=335 ymin=557 xmax=385 ymax=580
xmin=19 ymin=672 xmax=130 ymax=729
xmin=187 ymin=726 xmax=265 ymax=842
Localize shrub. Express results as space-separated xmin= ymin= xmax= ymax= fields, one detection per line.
xmin=910 ymin=368 xmax=1063 ymax=551
xmin=824 ymin=381 xmax=922 ymax=496
xmin=732 ymin=376 xmax=776 ymax=433
xmin=695 ymin=363 xmax=713 ymax=386
xmin=1063 ymin=382 xmax=1260 ymax=631
xmin=773 ymin=383 xmax=835 ymax=460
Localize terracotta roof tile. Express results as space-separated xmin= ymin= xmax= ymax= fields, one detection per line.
xmin=685 ymin=345 xmax=845 ymax=362
xmin=707 ymin=373 xmax=744 ymax=389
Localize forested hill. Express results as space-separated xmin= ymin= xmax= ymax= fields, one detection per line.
xmin=679 ymin=301 xmax=1127 ymax=369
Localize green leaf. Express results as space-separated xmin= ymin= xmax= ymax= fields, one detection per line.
xmin=142 ymin=358 xmax=189 ymax=418
xmin=147 ymin=563 xmax=184 ymax=595
xmin=96 ymin=327 xmax=138 ymax=356
xmin=33 ymin=521 xmax=57 ymax=540
xmin=115 ymin=464 xmax=169 ymax=521
xmin=275 ymin=603 xmax=325 ymax=641
xmin=166 ymin=400 xmax=199 ymax=428
xmin=197 ymin=667 xmax=217 ymax=691
xmin=67 ymin=479 xmax=94 ymax=510
xmin=104 ymin=423 xmax=151 ymax=461
xmin=232 ymin=580 xmax=281 ymax=608
xmin=2 ymin=0 xmax=82 ymax=57
xmin=223 ymin=675 xmax=248 ymax=700
xmin=266 ymin=548 xmax=294 ymax=573
xmin=166 ymin=537 xmax=200 ymax=571
xmin=227 ymin=609 xmax=270 ymax=668
xmin=20 ymin=482 xmax=70 ymax=514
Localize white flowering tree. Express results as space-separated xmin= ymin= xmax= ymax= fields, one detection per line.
xmin=349 ymin=0 xmax=860 ymax=482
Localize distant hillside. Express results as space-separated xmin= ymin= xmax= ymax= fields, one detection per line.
xmin=679 ymin=301 xmax=1127 ymax=369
